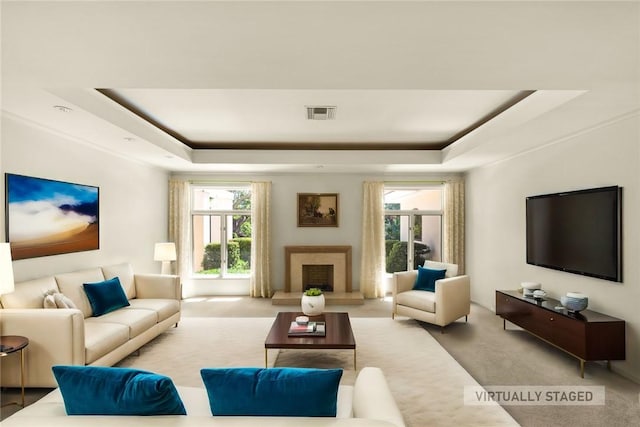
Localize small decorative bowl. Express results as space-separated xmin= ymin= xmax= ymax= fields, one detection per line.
xmin=532 ymin=290 xmax=547 ymax=299
xmin=295 ymin=316 xmax=309 ymax=325
xmin=560 ymin=295 xmax=588 ymax=312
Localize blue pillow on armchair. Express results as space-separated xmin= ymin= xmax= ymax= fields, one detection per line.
xmin=52 ymin=365 xmax=186 ymax=415
xmin=412 ymin=266 xmax=447 ymax=292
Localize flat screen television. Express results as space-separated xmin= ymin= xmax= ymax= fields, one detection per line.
xmin=526 ymin=186 xmax=622 ymax=282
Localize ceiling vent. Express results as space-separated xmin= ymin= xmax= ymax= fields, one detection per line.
xmin=306 ymin=106 xmax=336 ymax=120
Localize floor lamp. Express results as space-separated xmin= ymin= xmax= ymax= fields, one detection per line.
xmin=154 ymin=242 xmax=176 ymax=275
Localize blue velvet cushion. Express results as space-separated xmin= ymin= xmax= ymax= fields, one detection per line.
xmin=83 ymin=277 xmax=130 ymax=316
xmin=200 ymin=367 xmax=343 ymax=416
xmin=412 ymin=266 xmax=447 ymax=292
xmin=52 ymin=365 xmax=186 ymax=415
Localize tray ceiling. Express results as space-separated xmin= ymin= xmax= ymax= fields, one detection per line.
xmin=97 ymin=88 xmax=534 ymax=151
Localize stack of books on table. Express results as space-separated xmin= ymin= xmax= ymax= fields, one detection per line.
xmin=288 ymin=321 xmax=326 ymax=337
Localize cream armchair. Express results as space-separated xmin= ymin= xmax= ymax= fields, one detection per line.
xmin=392 ymin=260 xmax=470 ymax=332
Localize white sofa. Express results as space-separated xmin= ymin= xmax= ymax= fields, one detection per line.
xmin=392 ymin=260 xmax=470 ymax=331
xmin=0 ymin=263 xmax=181 ymax=387
xmin=1 ymin=367 xmax=405 ymax=427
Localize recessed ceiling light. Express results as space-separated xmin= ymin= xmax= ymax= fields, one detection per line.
xmin=53 ymin=105 xmax=73 ymax=113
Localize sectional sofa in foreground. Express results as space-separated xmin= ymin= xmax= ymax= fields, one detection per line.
xmin=1 ymin=367 xmax=406 ymax=427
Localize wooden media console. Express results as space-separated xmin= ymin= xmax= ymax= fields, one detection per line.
xmin=496 ymin=290 xmax=625 ymax=378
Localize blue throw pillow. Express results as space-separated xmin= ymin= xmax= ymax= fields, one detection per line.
xmin=200 ymin=367 xmax=343 ymax=416
xmin=412 ymin=266 xmax=447 ymax=292
xmin=83 ymin=277 xmax=130 ymax=316
xmin=52 ymin=365 xmax=186 ymax=415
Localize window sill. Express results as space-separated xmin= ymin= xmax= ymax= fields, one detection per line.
xmin=189 ymin=275 xmax=250 ymax=280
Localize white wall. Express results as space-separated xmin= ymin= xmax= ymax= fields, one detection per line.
xmin=466 ymin=113 xmax=640 ymax=382
xmin=1 ymin=115 xmax=170 ymax=280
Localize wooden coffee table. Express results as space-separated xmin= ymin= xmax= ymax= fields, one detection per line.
xmin=264 ymin=312 xmax=356 ymax=369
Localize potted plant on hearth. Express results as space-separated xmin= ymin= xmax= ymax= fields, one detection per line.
xmin=301 ymin=288 xmax=325 ymax=316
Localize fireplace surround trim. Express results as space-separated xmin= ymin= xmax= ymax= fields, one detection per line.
xmin=285 ymin=245 xmax=352 ymax=293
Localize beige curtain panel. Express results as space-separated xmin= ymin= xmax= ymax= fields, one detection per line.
xmin=168 ymin=179 xmax=190 ymax=279
xmin=360 ymin=181 xmax=386 ymax=298
xmin=444 ymin=179 xmax=465 ymax=274
xmin=250 ymin=181 xmax=272 ymax=298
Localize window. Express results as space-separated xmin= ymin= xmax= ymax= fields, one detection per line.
xmin=384 ymin=186 xmax=443 ymax=273
xmin=191 ymin=186 xmax=251 ymax=277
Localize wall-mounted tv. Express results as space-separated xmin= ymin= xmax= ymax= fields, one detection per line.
xmin=526 ymin=186 xmax=622 ymax=282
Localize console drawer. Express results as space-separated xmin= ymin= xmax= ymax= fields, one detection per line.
xmin=545 ymin=312 xmax=586 ymax=358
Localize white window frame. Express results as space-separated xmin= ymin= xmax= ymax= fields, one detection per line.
xmin=190 ymin=184 xmax=252 ymax=278
xmin=384 ymin=185 xmax=444 ymax=270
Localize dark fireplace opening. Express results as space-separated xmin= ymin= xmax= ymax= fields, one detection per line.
xmin=302 ymin=264 xmax=334 ymax=292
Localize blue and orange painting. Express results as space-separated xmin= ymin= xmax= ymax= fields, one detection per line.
xmin=6 ymin=174 xmax=99 ymax=259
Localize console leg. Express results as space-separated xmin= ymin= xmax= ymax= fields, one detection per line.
xmin=580 ymin=360 xmax=585 ymax=378
xmin=264 ymin=349 xmax=268 ymax=368
xmin=465 ymin=315 xmax=468 ymax=322
xmin=503 ymin=319 xmax=506 ymax=330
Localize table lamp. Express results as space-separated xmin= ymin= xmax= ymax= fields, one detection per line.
xmin=0 ymin=243 xmax=15 ymax=297
xmin=0 ymin=243 xmax=16 ymax=352
xmin=154 ymin=242 xmax=176 ymax=275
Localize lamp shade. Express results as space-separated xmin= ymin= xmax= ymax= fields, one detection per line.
xmin=0 ymin=243 xmax=15 ymax=296
xmin=154 ymin=242 xmax=177 ymax=262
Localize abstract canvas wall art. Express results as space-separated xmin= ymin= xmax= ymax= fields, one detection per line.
xmin=5 ymin=174 xmax=99 ymax=259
